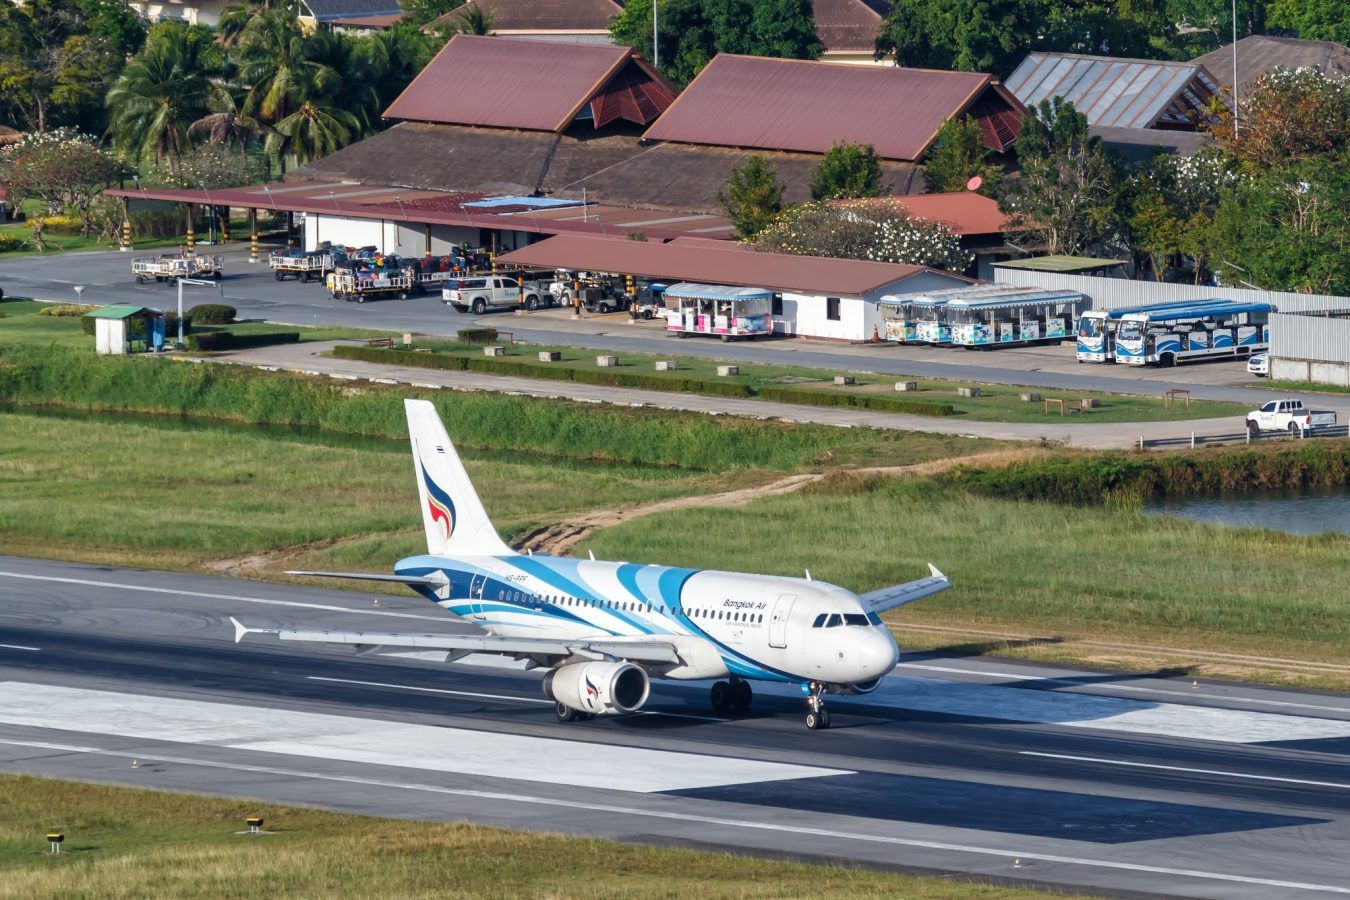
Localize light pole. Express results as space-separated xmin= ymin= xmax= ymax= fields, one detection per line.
xmin=176 ymin=277 xmax=223 ymax=350
xmin=1232 ymin=0 xmax=1239 ymax=138
xmin=652 ymin=0 xmax=658 ymax=69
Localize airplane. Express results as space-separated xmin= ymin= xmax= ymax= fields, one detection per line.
xmin=231 ymin=399 xmax=951 ymax=730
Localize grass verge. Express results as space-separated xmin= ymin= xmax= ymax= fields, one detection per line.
xmin=1267 ymin=379 xmax=1350 ymax=395
xmin=339 ymin=338 xmax=1246 ymax=424
xmin=0 ymin=775 xmax=1060 ymax=899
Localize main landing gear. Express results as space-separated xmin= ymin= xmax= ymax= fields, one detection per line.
xmin=709 ymin=678 xmax=753 ymax=714
xmin=804 ymin=682 xmax=831 ymax=730
xmin=554 ymin=702 xmax=594 ymax=723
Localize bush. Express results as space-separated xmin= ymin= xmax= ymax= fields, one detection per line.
xmin=0 ymin=233 xmax=25 ymax=253
xmin=187 ymin=330 xmax=299 ymax=351
xmin=187 ymin=304 xmax=236 ymax=325
xmin=39 ymin=304 xmax=97 ymax=317
xmin=35 ymin=215 xmax=83 ymax=236
xmin=80 ymin=316 xmax=94 ymax=336
xmin=755 ymin=386 xmax=955 ymax=416
xmin=457 ymin=328 xmax=498 ymax=344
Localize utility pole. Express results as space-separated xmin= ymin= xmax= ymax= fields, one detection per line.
xmin=1232 ymin=0 xmax=1239 ymax=138
xmin=652 ymin=0 xmax=659 ymax=69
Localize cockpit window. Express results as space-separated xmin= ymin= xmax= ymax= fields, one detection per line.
xmin=812 ymin=613 xmax=827 ymax=628
xmin=866 ymin=611 xmax=882 ymax=625
xmin=825 ymin=614 xmax=843 ymax=627
xmin=843 ymin=613 xmax=869 ymax=626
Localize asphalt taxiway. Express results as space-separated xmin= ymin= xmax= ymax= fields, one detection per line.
xmin=2 ymin=554 xmax=1349 ymax=897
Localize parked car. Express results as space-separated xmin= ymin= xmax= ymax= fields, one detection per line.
xmin=1245 ymin=399 xmax=1337 ymax=436
xmin=443 ymin=276 xmax=550 ymax=313
xmin=550 ymin=274 xmax=630 ymax=313
xmin=1247 ymin=353 xmax=1269 ymax=377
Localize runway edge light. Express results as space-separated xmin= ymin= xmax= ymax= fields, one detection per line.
xmin=47 ymin=832 xmax=63 ymax=854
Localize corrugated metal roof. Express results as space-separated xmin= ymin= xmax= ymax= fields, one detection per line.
xmin=945 ymin=289 xmax=1085 ymax=311
xmin=88 ymin=305 xmax=151 ymax=319
xmin=433 ymin=0 xmax=620 ymax=31
xmin=383 ymin=36 xmax=673 ymax=132
xmin=496 ymin=234 xmax=970 ymax=296
xmin=811 ymin=0 xmax=886 ymax=52
xmin=994 ymin=255 xmax=1127 ymax=273
xmin=1192 ymin=36 xmax=1350 ymax=96
xmin=662 ymin=283 xmax=774 ymax=301
xmin=1004 ymin=52 xmax=1221 ymax=129
xmin=642 ymin=54 xmax=1026 ymax=161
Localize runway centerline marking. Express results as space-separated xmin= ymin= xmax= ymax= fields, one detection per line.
xmin=899 ymin=663 xmax=1350 ymax=716
xmin=0 ymin=570 xmax=447 ymax=623
xmin=306 ymin=675 xmax=724 ymax=722
xmin=0 ymin=644 xmax=40 ymax=652
xmin=0 ymin=738 xmax=1345 ymax=895
xmin=1021 ymin=751 xmax=1350 ymax=790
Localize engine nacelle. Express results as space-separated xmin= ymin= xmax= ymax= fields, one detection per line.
xmin=543 ymin=661 xmax=650 ymax=715
xmin=840 ymin=678 xmax=882 ymax=695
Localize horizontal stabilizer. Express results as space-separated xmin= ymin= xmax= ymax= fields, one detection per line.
xmin=861 ymin=563 xmax=951 ymax=613
xmin=285 ymin=570 xmax=445 ymax=586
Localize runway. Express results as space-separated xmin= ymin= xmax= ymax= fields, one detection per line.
xmin=2 ymin=554 xmax=1349 ymax=897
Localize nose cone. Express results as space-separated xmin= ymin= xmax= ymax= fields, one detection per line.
xmin=856 ymin=628 xmax=900 ymax=678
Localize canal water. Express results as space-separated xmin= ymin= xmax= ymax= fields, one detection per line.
xmin=1145 ymin=485 xmax=1350 ymax=536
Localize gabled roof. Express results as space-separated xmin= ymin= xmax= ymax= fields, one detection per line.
xmin=383 ymin=35 xmax=674 ymax=132
xmin=812 ymin=0 xmax=889 ymax=53
xmin=642 ymin=54 xmax=1026 ymax=161
xmin=1192 ymin=36 xmax=1350 ymax=94
xmin=496 ymin=234 xmax=967 ymax=296
xmin=433 ymin=0 xmax=621 ymax=32
xmin=88 ymin=305 xmax=154 ymax=319
xmin=1005 ymin=52 xmax=1222 ymax=129
xmin=300 ymin=0 xmax=401 ymax=22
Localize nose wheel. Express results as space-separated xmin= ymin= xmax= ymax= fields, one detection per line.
xmin=805 ymin=682 xmax=830 ymax=730
xmin=710 ymin=679 xmax=753 ymax=714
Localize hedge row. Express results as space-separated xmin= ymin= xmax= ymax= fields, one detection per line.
xmin=333 ymin=346 xmax=956 ymax=416
xmin=188 ymin=330 xmax=300 ymax=351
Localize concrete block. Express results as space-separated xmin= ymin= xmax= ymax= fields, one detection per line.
xmin=1020 ymin=392 xmax=1042 ymax=402
xmin=484 ymin=346 xmax=505 ymax=357
xmin=834 ymin=375 xmax=856 ymax=386
xmin=596 ymin=355 xmax=618 ymax=367
xmin=894 ymin=381 xmax=918 ymax=392
xmin=717 ymin=365 xmax=740 ymax=377
xmin=538 ymin=350 xmax=561 ymax=362
xmin=1080 ymin=397 xmax=1101 ymax=409
xmin=655 ymin=360 xmax=677 ymax=371
xmin=958 ymin=386 xmax=980 ymax=398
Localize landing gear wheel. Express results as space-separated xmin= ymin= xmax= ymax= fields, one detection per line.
xmin=555 ymin=702 xmax=579 ymax=723
xmin=804 ymin=682 xmax=830 ymax=730
xmin=730 ymin=679 xmax=752 ymax=713
xmin=806 ymin=709 xmax=831 ymax=730
xmin=710 ymin=680 xmax=733 ymax=713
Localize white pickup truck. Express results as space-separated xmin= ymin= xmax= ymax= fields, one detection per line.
xmin=1245 ymin=399 xmax=1337 ymax=436
xmin=442 ymin=276 xmax=550 ymax=313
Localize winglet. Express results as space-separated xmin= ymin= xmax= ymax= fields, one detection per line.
xmin=229 ymin=616 xmax=251 ymax=644
xmin=928 ymin=563 xmax=947 ymax=581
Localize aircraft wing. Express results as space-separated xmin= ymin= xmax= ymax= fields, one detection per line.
xmin=285 ymin=570 xmax=446 ymax=587
xmin=230 ymin=617 xmax=681 ymax=664
xmin=860 ymin=564 xmax=951 ymax=613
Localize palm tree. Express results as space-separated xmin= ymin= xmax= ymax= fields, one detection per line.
xmin=107 ymin=25 xmax=225 ymax=171
xmin=302 ymin=29 xmax=381 ymax=131
xmin=454 ymin=3 xmax=494 ymax=35
xmin=266 ymin=100 xmax=359 ymax=169
xmin=189 ymin=89 xmax=261 ymax=153
xmin=217 ymin=0 xmax=299 ymax=47
xmin=236 ymin=9 xmax=329 ymax=125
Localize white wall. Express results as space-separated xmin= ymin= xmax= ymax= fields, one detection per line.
xmin=308 ymin=215 xmax=536 ymax=257
xmin=996 ymin=267 xmax=1350 ymax=314
xmin=778 ymin=272 xmax=968 ymax=341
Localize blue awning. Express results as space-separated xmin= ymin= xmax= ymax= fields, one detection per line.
xmin=662 ymin=282 xmax=773 ymax=301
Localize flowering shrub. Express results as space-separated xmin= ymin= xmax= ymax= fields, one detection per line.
xmin=752 ymin=201 xmax=973 ymax=271
xmin=38 ymin=304 xmax=97 ymax=317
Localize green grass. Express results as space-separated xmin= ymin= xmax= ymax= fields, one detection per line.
xmin=0 ymin=775 xmax=1060 ymax=899
xmin=1267 ymin=379 xmax=1350 ymax=395
xmin=580 ymin=473 xmax=1350 ymax=668
xmin=376 ymin=338 xmax=1245 ymax=423
xmin=0 ymin=214 xmax=256 ymax=258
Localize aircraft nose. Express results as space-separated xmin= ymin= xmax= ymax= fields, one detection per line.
xmin=857 ymin=629 xmax=900 ymax=676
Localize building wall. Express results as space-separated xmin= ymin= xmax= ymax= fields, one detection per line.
xmin=995 ymin=268 xmax=1350 ymax=314
xmin=306 ymin=214 xmax=534 ymax=256
xmin=1270 ymin=313 xmax=1350 ymax=386
xmin=778 ymin=271 xmax=968 ymax=341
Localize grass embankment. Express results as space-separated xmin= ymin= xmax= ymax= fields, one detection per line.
xmin=0 ymin=775 xmax=1058 ymax=900
xmin=584 ymin=443 xmax=1350 ymax=683
xmin=336 ymin=339 xmax=1246 ymax=424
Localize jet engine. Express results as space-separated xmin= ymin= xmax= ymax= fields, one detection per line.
xmin=543 ymin=661 xmax=650 ymax=715
xmin=840 ymin=678 xmax=882 ymax=695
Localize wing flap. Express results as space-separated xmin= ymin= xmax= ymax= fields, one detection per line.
xmin=285 ymin=570 xmax=445 ymax=586
xmin=860 ymin=564 xmax=952 ymax=613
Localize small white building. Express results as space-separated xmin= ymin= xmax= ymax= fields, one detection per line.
xmin=496 ymin=235 xmax=973 ymax=342
xmin=89 ymin=305 xmax=166 ymax=356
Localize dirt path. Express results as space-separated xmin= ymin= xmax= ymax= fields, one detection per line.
xmin=512 ymin=449 xmax=1039 ymax=556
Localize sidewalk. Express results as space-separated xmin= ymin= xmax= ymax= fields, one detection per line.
xmin=215 ymin=342 xmax=1262 ymax=450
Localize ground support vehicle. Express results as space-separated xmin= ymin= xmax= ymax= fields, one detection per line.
xmin=132 ymin=253 xmax=222 ymax=283
xmin=1076 ymin=299 xmax=1234 ymax=362
xmin=664 ymin=283 xmax=772 ymax=341
xmin=270 ymin=250 xmax=339 ymax=282
xmin=944 ymin=289 xmax=1085 ymax=348
xmin=628 ymin=283 xmax=668 ymax=319
xmin=1246 ymin=399 xmax=1336 ymax=437
xmin=1248 ymin=353 xmax=1270 ymax=377
xmin=911 ymin=298 xmax=952 ymax=344
xmin=442 ymin=276 xmax=549 ymax=313
xmin=550 ymin=273 xmax=632 ymax=313
xmin=327 ymin=268 xmax=415 ymax=302
xmin=1116 ymin=300 xmax=1274 ymax=366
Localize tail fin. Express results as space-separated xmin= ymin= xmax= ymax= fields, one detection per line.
xmin=405 ymin=399 xmax=514 ymax=557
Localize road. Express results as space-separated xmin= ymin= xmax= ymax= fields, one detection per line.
xmin=3 ymin=554 xmax=1350 ymax=897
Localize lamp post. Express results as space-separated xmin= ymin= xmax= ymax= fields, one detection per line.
xmin=176 ymin=277 xmax=222 ymax=350
xmin=1232 ymin=0 xmax=1240 ymax=138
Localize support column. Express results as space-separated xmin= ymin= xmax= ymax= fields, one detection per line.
xmin=185 ymin=203 xmax=195 ymax=251
xmin=423 ymin=222 xmax=432 ymax=257
xmin=219 ymin=205 xmax=230 ymax=243
xmin=626 ymin=273 xmax=637 ymax=323
xmin=248 ymin=208 xmax=259 ymax=263
xmin=516 ymin=268 xmax=525 ymax=314
xmin=572 ymin=275 xmax=581 ymax=319
xmin=120 ymin=197 xmax=132 ymax=252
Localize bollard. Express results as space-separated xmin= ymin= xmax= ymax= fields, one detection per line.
xmin=47 ymin=832 xmax=63 ymax=854
xmin=1191 ymin=432 xmax=1195 ymax=449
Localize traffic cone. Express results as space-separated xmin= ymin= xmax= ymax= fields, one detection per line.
xmin=871 ymin=325 xmax=881 ymax=343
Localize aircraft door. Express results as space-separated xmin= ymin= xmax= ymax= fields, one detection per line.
xmin=768 ymin=593 xmax=797 ymax=648
xmin=469 ymin=573 xmax=488 ymax=620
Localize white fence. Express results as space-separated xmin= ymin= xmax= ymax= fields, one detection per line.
xmin=994 ymin=268 xmax=1350 ymax=314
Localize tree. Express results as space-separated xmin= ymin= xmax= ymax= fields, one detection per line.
xmin=875 ymin=0 xmax=1043 ymax=77
xmin=266 ymin=100 xmax=360 ymax=167
xmin=107 ymin=23 xmax=224 ymax=171
xmin=1042 ymin=0 xmax=1177 ymax=59
xmin=236 ymin=8 xmax=327 ymax=125
xmin=810 ymin=142 xmax=884 ymax=200
xmin=355 ymin=25 xmax=440 ymax=113
xmin=753 ymin=200 xmax=973 ymax=270
xmin=0 ymin=129 xmax=125 ymax=236
xmin=451 ymin=2 xmax=493 ymax=34
xmin=923 ymin=116 xmax=1003 ymax=193
xmin=1126 ymin=148 xmax=1241 ymax=281
xmin=403 ymin=0 xmax=460 ymax=27
xmin=1267 ymin=0 xmax=1349 ymax=44
xmin=998 ymin=97 xmax=1128 ymax=256
xmin=1209 ymin=67 xmax=1350 ymax=172
xmin=718 ymin=156 xmax=784 ymax=238
xmin=1166 ymin=0 xmax=1267 ymax=55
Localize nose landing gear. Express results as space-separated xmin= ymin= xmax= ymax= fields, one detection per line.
xmin=804 ymin=682 xmax=831 ymax=730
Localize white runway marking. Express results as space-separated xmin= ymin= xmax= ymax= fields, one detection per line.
xmin=2 ymin=737 xmax=1346 ymax=895
xmin=0 ymin=570 xmax=447 ymax=622
xmin=0 ymin=644 xmax=40 ymax=652
xmin=0 ymin=682 xmax=845 ymax=793
xmin=1021 ymin=751 xmax=1350 ymax=790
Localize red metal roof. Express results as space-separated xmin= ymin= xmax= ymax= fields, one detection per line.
xmin=433 ymin=0 xmax=621 ymax=32
xmin=834 ymin=192 xmax=1008 ymax=236
xmin=383 ymin=35 xmax=674 ymax=132
xmin=811 ymin=0 xmax=887 ymax=52
xmin=642 ymin=54 xmax=1026 ymax=161
xmin=496 ymin=234 xmax=964 ymax=296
